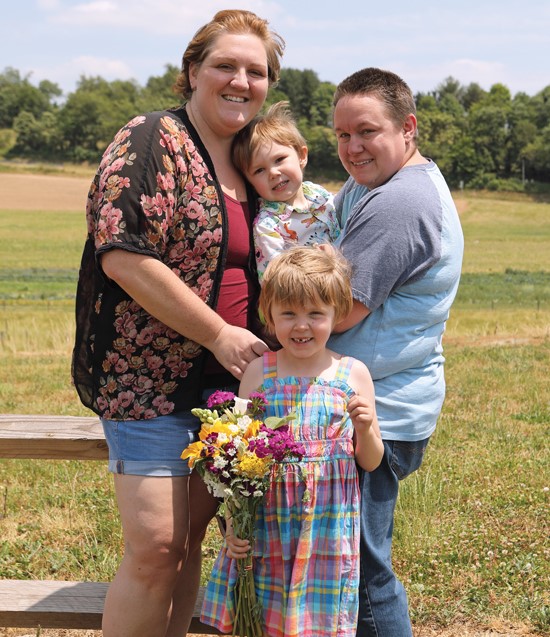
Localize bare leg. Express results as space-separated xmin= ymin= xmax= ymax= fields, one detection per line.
xmin=166 ymin=471 xmax=218 ymax=636
xmin=102 ymin=474 xmax=190 ymax=637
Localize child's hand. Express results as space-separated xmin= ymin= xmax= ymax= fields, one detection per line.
xmin=225 ymin=533 xmax=251 ymax=559
xmin=224 ymin=518 xmax=251 ymax=560
xmin=347 ymin=394 xmax=375 ymax=431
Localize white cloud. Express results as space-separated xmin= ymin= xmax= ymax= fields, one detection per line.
xmin=49 ymin=0 xmax=286 ymax=34
xmin=31 ymin=55 xmax=134 ymax=94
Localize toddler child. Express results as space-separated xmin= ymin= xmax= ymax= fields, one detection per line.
xmin=232 ymin=101 xmax=340 ymax=281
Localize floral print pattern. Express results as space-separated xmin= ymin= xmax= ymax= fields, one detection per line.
xmin=73 ymin=107 xmax=235 ymax=420
xmin=253 ymin=181 xmax=341 ymax=281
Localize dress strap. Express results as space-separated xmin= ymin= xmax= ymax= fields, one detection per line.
xmin=334 ymin=355 xmax=355 ymax=384
xmin=262 ymin=351 xmax=278 ymax=380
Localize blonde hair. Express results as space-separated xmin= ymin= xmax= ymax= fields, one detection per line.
xmin=174 ymin=10 xmax=285 ymax=100
xmin=232 ymin=101 xmax=306 ymax=174
xmin=259 ymin=245 xmax=354 ymax=332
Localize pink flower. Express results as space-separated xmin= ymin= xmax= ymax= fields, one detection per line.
xmin=206 ymin=390 xmax=236 ymax=410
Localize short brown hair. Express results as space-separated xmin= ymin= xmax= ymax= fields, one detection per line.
xmin=174 ymin=10 xmax=285 ymax=100
xmin=333 ymin=67 xmax=416 ymax=131
xmin=259 ymin=245 xmax=354 ymax=332
xmin=232 ymin=101 xmax=306 ymax=174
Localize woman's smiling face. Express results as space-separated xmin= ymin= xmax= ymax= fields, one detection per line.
xmin=189 ymin=33 xmax=270 ymax=138
xmin=333 ymin=93 xmax=412 ymax=189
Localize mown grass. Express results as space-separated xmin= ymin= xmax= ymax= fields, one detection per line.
xmin=0 ymin=191 xmax=549 ymax=633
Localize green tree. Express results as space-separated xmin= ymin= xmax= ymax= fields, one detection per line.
xmin=467 ymin=84 xmax=512 ymax=178
xmin=461 ymin=82 xmax=487 ymax=111
xmin=278 ymin=68 xmax=321 ymax=120
xmin=302 ymin=123 xmax=346 ymax=181
xmin=59 ymin=76 xmax=143 ymax=161
xmin=530 ymin=85 xmax=550 ymax=129
xmin=309 ymin=82 xmax=336 ymax=126
xmin=139 ymin=64 xmax=181 ymax=112
xmin=0 ymin=67 xmax=54 ymax=128
xmin=523 ymin=124 xmax=550 ymax=180
xmin=10 ymin=110 xmax=63 ymax=158
xmin=506 ymin=92 xmax=538 ymax=179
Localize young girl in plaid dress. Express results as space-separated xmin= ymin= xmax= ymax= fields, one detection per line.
xmin=201 ymin=245 xmax=384 ymax=637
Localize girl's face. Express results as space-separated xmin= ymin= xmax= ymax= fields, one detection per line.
xmin=245 ymin=141 xmax=308 ymax=206
xmin=270 ymin=299 xmax=335 ymax=362
xmin=189 ymin=33 xmax=270 ymax=138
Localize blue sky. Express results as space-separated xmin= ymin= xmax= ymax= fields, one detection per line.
xmin=2 ymin=0 xmax=549 ymax=97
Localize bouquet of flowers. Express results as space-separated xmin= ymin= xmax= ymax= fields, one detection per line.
xmin=181 ymin=389 xmax=304 ymax=637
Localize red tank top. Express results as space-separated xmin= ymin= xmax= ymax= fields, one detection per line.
xmin=204 ymin=194 xmax=255 ymax=378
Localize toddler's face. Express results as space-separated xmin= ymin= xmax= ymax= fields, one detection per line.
xmin=246 ymin=141 xmax=307 ymax=206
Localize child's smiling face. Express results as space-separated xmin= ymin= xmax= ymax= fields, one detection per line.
xmin=270 ymin=299 xmax=335 ymax=361
xmin=245 ymin=141 xmax=308 ymax=206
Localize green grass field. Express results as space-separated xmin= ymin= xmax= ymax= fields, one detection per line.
xmin=0 ymin=191 xmax=548 ymax=634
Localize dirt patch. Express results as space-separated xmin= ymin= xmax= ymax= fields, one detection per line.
xmin=0 ymin=173 xmax=92 ymax=211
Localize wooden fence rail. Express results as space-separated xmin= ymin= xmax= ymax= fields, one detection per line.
xmin=0 ymin=414 xmax=218 ymax=633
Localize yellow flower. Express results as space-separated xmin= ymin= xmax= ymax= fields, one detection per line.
xmin=200 ymin=418 xmax=238 ymax=442
xmin=181 ymin=440 xmax=206 ymax=468
xmin=237 ymin=452 xmax=271 ymax=479
xmin=243 ymin=419 xmax=262 ymax=440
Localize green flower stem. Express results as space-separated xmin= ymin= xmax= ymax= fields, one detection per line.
xmin=228 ymin=497 xmax=264 ymax=637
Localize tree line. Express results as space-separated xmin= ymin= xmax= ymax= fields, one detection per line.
xmin=1 ymin=66 xmax=549 ymax=192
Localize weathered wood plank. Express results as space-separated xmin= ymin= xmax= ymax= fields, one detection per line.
xmin=0 ymin=414 xmax=108 ymax=460
xmin=0 ymin=416 xmax=220 ymax=633
xmin=0 ymin=580 xmax=219 ymax=633
xmin=0 ymin=580 xmax=107 ymax=629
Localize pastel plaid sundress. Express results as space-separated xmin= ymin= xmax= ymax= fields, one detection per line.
xmin=201 ymin=351 xmax=360 ymax=637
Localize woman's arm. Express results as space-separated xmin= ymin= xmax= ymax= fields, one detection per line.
xmin=101 ymin=249 xmax=268 ymax=379
xmin=333 ymin=298 xmax=371 ymax=332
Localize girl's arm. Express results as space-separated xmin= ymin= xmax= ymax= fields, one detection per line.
xmin=347 ymin=360 xmax=384 ymax=472
xmin=238 ymin=355 xmax=265 ymax=399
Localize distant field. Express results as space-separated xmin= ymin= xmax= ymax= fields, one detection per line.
xmin=0 ymin=175 xmax=548 ymax=637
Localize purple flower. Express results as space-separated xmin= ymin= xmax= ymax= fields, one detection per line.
xmin=206 ymin=390 xmax=236 ymax=410
xmin=248 ymin=424 xmax=305 ymax=463
xmin=247 ymin=391 xmax=268 ymax=416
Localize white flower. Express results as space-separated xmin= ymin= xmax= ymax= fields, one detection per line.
xmin=236 ymin=414 xmax=252 ymax=430
xmin=233 ymin=397 xmax=250 ymax=415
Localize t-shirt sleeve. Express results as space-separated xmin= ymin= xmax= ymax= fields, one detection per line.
xmin=339 ymin=173 xmax=442 ymax=311
xmin=333 ymin=176 xmax=356 ymax=225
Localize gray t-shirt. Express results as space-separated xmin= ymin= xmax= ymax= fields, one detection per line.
xmin=329 ymin=161 xmax=464 ymax=441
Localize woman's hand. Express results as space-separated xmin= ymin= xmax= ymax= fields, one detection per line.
xmin=101 ymin=250 xmax=268 ymax=378
xmin=210 ymin=324 xmax=268 ymax=380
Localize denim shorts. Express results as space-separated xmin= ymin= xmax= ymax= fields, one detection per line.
xmin=101 ymin=410 xmax=200 ymax=477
